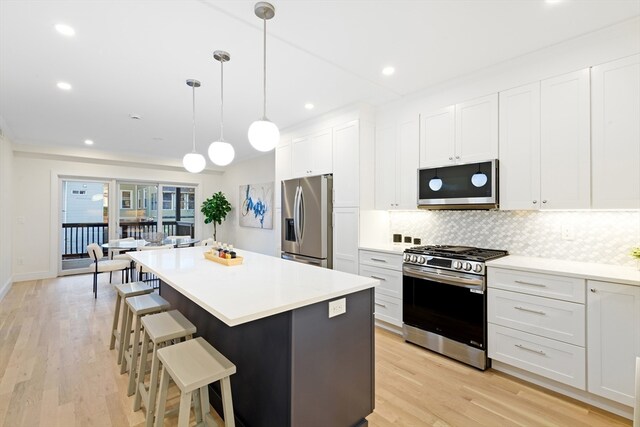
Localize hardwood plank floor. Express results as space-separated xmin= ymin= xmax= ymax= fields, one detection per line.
xmin=0 ymin=276 xmax=631 ymax=426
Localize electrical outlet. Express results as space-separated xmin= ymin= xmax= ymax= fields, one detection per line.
xmin=561 ymin=223 xmax=576 ymax=241
xmin=328 ymin=298 xmax=346 ymax=318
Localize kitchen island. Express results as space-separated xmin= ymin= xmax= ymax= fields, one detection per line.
xmin=129 ymin=246 xmax=378 ymax=427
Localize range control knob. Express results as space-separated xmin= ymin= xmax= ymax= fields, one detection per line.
xmin=453 ymin=261 xmax=463 ymax=270
xmin=473 ymin=264 xmax=483 ymax=273
xmin=411 ymin=255 xmax=418 ymax=263
xmin=418 ymin=256 xmax=426 ymax=264
xmin=463 ymin=262 xmax=472 ymax=271
xmin=404 ymin=253 xmax=410 ymax=262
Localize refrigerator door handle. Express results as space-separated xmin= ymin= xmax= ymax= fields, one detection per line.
xmin=293 ymin=185 xmax=301 ymax=243
xmin=298 ymin=186 xmax=305 ymax=241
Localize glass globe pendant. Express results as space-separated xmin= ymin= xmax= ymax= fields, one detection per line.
xmin=248 ymin=2 xmax=279 ymax=152
xmin=182 ymin=79 xmax=206 ymax=173
xmin=208 ymin=50 xmax=235 ymax=166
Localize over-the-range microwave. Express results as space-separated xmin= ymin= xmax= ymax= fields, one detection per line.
xmin=417 ymin=159 xmax=498 ymax=209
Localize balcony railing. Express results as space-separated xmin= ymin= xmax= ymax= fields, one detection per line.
xmin=62 ymin=220 xmax=195 ymax=259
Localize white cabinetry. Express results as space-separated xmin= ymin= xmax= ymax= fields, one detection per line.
xmin=332 ymin=121 xmax=360 ymax=207
xmin=333 ymin=208 xmax=359 ymax=274
xmin=374 ymin=116 xmax=419 ymax=210
xmin=275 ymin=137 xmax=292 ymax=208
xmin=587 ymin=280 xmax=640 ymax=407
xmin=591 ymin=54 xmax=640 ymax=209
xmin=420 ymin=94 xmax=498 ymax=168
xmin=540 ymin=69 xmax=591 ymax=209
xmin=291 ymin=128 xmax=332 ymax=178
xmin=488 ymin=268 xmax=586 ymax=389
xmin=359 ymin=249 xmax=403 ymax=328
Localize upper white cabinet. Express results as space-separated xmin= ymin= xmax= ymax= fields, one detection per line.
xmin=540 ymin=69 xmax=591 ymax=210
xmin=374 ymin=115 xmax=419 ymax=210
xmin=291 ymin=128 xmax=332 ymax=178
xmin=332 ymin=121 xmax=360 ymax=207
xmin=587 ymin=280 xmax=640 ymax=407
xmin=420 ymin=94 xmax=498 ymax=168
xmin=591 ymin=54 xmax=640 ymax=209
xmin=499 ymin=82 xmax=541 ymax=210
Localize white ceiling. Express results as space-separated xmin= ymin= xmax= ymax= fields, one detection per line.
xmin=1 ymin=0 xmax=639 ymax=170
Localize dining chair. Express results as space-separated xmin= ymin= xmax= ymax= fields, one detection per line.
xmin=197 ymin=238 xmax=214 ymax=247
xmin=87 ymin=243 xmax=130 ymax=298
xmin=167 ymin=235 xmax=192 ymax=248
xmin=136 ymin=244 xmax=174 ymax=289
xmin=108 ymin=237 xmax=135 ymax=283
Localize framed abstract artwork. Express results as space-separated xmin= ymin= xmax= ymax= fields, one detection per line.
xmin=239 ymin=182 xmax=274 ymax=229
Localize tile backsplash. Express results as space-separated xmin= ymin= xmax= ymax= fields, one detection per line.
xmin=390 ymin=210 xmax=640 ymax=267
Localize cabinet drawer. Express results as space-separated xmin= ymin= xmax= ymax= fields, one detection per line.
xmin=488 ymin=288 xmax=585 ymax=346
xmin=374 ymin=293 xmax=402 ymax=327
xmin=359 ymin=250 xmax=403 ymax=271
xmin=359 ymin=264 xmax=402 ymax=299
xmin=489 ymin=324 xmax=586 ymax=389
xmin=488 ymin=268 xmax=585 ymax=303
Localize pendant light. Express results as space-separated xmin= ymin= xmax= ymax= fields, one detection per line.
xmin=429 ymin=169 xmax=443 ymax=192
xmin=208 ymin=50 xmax=235 ymax=166
xmin=471 ymin=164 xmax=488 ymax=188
xmin=248 ymin=2 xmax=279 ymax=152
xmin=183 ymin=79 xmax=206 ymax=173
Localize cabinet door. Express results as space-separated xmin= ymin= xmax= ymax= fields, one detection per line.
xmin=374 ymin=124 xmax=397 ymax=209
xmin=420 ymin=106 xmax=455 ymax=168
xmin=455 ymin=93 xmax=499 ymax=163
xmin=396 ymin=116 xmax=420 ymax=209
xmin=591 ymin=55 xmax=640 ymax=209
xmin=333 ymin=207 xmax=359 ymax=274
xmin=540 ymin=69 xmax=590 ymax=209
xmin=499 ymin=83 xmax=541 ymax=210
xmin=332 ymin=121 xmax=359 ymax=207
xmin=311 ymin=129 xmax=333 ymax=175
xmin=587 ymin=280 xmax=640 ymax=406
xmin=291 ymin=136 xmax=313 ymax=178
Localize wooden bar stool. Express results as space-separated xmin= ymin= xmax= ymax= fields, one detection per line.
xmin=120 ymin=294 xmax=170 ymax=392
xmin=110 ymin=282 xmax=154 ymax=364
xmin=155 ymin=337 xmax=236 ymax=427
xmin=133 ymin=310 xmax=197 ymax=427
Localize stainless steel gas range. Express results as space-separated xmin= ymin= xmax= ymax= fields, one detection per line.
xmin=402 ymin=245 xmax=508 ymax=370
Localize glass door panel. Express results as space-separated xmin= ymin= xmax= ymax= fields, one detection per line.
xmin=161 ymin=186 xmax=195 ymax=237
xmin=118 ymin=182 xmax=158 ymax=239
xmin=60 ymin=179 xmax=109 ymax=272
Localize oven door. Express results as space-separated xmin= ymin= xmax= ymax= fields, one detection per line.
xmin=403 ymin=265 xmax=486 ymax=349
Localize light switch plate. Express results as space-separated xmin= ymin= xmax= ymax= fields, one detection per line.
xmin=328 ymin=298 xmax=346 ymax=318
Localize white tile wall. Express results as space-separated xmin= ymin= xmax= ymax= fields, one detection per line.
xmin=390 ymin=210 xmax=640 ymax=267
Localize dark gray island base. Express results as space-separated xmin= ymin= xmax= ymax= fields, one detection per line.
xmin=160 ymin=280 xmax=375 ymax=427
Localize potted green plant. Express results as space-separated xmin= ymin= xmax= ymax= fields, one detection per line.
xmin=201 ymin=191 xmax=232 ymax=241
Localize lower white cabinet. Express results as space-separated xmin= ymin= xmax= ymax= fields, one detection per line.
xmin=359 ymin=249 xmax=403 ymax=327
xmin=587 ymin=280 xmax=640 ymax=407
xmin=333 ymin=208 xmax=359 ymax=274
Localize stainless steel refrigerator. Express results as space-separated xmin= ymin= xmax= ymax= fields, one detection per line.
xmin=281 ymin=174 xmax=333 ymax=268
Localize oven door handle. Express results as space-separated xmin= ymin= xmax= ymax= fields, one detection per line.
xmin=403 ymin=266 xmax=485 ymax=291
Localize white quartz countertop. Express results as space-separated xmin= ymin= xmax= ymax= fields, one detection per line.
xmin=359 ymin=244 xmax=413 ymax=255
xmin=129 ymin=246 xmax=378 ymax=326
xmin=486 ymin=255 xmax=640 ymax=286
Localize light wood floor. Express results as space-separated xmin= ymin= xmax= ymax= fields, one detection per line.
xmin=0 ymin=275 xmax=631 ymax=427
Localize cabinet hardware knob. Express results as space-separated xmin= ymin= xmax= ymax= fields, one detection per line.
xmin=542 ymin=200 xmax=547 ymax=204
xmin=455 ymin=156 xmax=460 ymax=159
xmin=532 ymin=200 xmax=537 ymax=204
xmin=449 ymin=157 xmax=453 ymax=160
xmin=590 ymin=288 xmax=597 ymax=293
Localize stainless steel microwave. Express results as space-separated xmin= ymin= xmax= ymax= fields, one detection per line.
xmin=417 ymin=160 xmax=498 ymax=209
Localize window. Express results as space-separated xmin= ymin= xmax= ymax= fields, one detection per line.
xmin=121 ymin=190 xmax=132 ymax=209
xmin=162 ymin=191 xmax=174 ymax=210
xmin=181 ymin=193 xmax=195 ymax=210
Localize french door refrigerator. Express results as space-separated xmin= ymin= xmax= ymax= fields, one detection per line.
xmin=281 ymin=174 xmax=333 ymax=268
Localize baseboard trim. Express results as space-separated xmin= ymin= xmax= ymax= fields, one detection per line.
xmin=0 ymin=277 xmax=12 ymax=301
xmin=12 ymin=271 xmax=55 ymax=282
xmin=492 ymin=360 xmax=633 ymax=420
xmin=375 ymin=319 xmax=403 ymax=335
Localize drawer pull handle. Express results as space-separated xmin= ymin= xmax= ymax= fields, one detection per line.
xmin=370 ymin=275 xmax=387 ymax=281
xmin=590 ymin=288 xmax=597 ymax=293
xmin=371 ymin=258 xmax=387 ymax=263
xmin=514 ymin=306 xmax=546 ymax=315
xmin=515 ymin=344 xmax=546 ymax=356
xmin=514 ymin=280 xmax=546 ymax=288
xmin=374 ymin=302 xmax=387 ymax=308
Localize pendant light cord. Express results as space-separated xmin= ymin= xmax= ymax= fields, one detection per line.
xmin=191 ymin=83 xmax=197 ymax=152
xmin=262 ymin=15 xmax=267 ymax=120
xmin=220 ymin=59 xmax=225 ymax=141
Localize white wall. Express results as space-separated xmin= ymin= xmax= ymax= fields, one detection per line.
xmin=0 ymin=134 xmax=13 ymax=298
xmin=11 ymin=152 xmax=223 ymax=281
xmin=216 ymin=153 xmax=276 ymax=256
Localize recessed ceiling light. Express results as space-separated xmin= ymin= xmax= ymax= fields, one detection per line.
xmin=57 ymin=81 xmax=72 ymax=90
xmin=84 ymin=139 xmax=94 ymax=145
xmin=55 ymin=23 xmax=75 ymax=37
xmin=545 ymin=0 xmax=562 ymax=4
xmin=382 ymin=66 xmax=395 ymax=76
xmin=304 ymin=103 xmax=314 ymax=110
